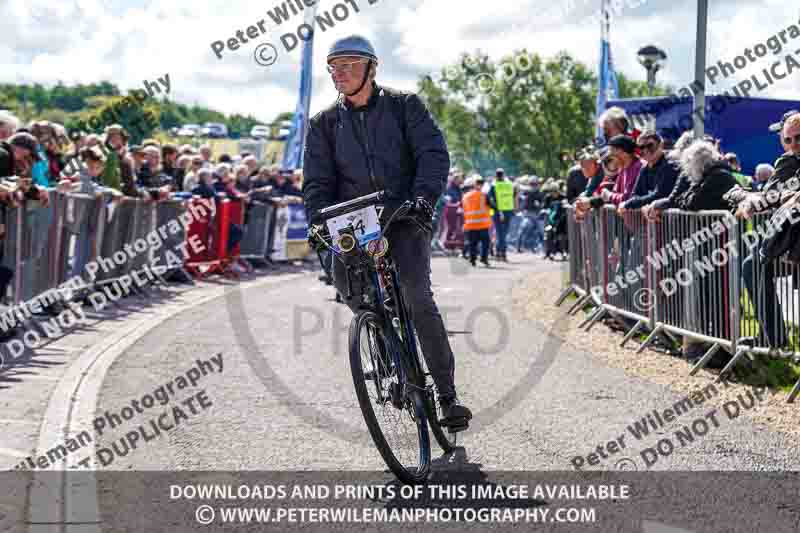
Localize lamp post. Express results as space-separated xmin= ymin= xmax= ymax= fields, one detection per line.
xmin=636 ymin=45 xmax=667 ymax=95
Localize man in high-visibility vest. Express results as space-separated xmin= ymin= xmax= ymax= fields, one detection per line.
xmin=462 ymin=176 xmax=492 ymax=267
xmin=487 ymin=167 xmax=515 ymax=261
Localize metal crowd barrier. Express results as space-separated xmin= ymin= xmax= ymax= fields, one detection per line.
xmin=152 ymin=199 xmax=190 ymax=279
xmin=0 ymin=191 xmax=281 ymax=312
xmin=555 ymin=205 xmax=587 ymax=306
xmin=640 ymin=210 xmax=738 ymax=370
xmin=587 ymin=206 xmax=654 ymax=338
xmin=240 ymin=201 xmax=274 ymax=264
xmin=557 ymin=204 xmax=800 ymax=403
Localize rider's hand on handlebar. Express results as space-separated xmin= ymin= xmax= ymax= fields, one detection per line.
xmin=308 ymin=223 xmax=329 ymax=252
xmin=412 ymin=196 xmax=434 ymax=221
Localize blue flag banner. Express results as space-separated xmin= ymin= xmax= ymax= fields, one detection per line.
xmin=596 ymin=0 xmax=620 ymax=141
xmin=282 ymin=7 xmax=317 ymax=170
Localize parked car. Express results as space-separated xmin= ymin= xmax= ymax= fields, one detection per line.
xmin=250 ymin=125 xmax=270 ymax=139
xmin=277 ymin=126 xmax=292 ymax=140
xmin=177 ymin=124 xmax=201 ymax=137
xmin=202 ymin=122 xmax=228 ymax=138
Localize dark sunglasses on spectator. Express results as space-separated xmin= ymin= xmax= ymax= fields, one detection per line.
xmin=638 ymin=142 xmax=659 ymax=153
xmin=784 ymin=133 xmax=800 ymax=145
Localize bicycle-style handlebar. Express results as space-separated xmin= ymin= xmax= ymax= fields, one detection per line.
xmin=317 ymin=190 xmax=385 ymax=221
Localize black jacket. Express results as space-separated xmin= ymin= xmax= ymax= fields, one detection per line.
xmin=623 ymin=154 xmax=681 ymax=209
xmin=565 ymin=166 xmax=588 ymax=204
xmin=677 ymin=162 xmax=738 ymax=211
xmin=0 ymin=142 xmax=16 ymax=178
xmin=302 ymin=83 xmax=450 ymax=222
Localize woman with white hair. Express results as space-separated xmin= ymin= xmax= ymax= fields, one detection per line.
xmin=671 ymin=138 xmax=738 ymax=366
xmin=597 ymin=106 xmax=631 ymax=141
xmin=674 ymin=139 xmax=737 ymax=211
xmin=642 ymin=131 xmax=716 ymax=220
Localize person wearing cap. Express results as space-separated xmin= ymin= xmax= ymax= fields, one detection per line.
xmin=487 ymin=168 xmax=515 ymax=261
xmin=596 ymin=135 xmax=643 ymax=206
xmin=303 ymin=34 xmax=471 ymax=428
xmin=100 ymin=124 xmax=129 ymax=192
xmin=462 ymin=175 xmax=491 ymax=267
xmin=724 ymin=113 xmax=800 ymax=219
xmin=722 ymin=113 xmax=800 ymax=351
xmin=617 ymin=130 xmax=680 ymax=213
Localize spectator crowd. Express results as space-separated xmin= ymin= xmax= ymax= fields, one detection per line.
xmin=560 ymin=105 xmax=800 ymax=365
xmin=0 ymin=110 xmax=308 ymax=321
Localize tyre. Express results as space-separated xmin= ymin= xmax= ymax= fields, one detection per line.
xmin=349 ymin=310 xmax=431 ymax=484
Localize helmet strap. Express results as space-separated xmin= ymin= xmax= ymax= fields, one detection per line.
xmin=344 ymin=60 xmax=373 ymax=98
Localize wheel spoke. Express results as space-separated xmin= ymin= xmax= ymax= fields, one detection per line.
xmin=355 ymin=314 xmax=427 ymax=474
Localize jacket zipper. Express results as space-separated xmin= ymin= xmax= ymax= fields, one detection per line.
xmin=359 ymin=113 xmax=379 ymax=193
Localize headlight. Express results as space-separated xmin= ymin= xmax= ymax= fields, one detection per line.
xmin=365 ymin=237 xmax=389 ymax=257
xmin=338 ymin=233 xmax=357 ymax=253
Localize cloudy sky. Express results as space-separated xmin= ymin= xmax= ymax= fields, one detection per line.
xmin=3 ymin=0 xmax=800 ymax=124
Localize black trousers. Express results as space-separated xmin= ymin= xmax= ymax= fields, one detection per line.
xmin=332 ymin=221 xmax=456 ymax=398
xmin=465 ymin=229 xmax=490 ymax=262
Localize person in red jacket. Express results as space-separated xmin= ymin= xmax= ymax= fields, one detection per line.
xmin=598 ymin=135 xmax=644 ymax=206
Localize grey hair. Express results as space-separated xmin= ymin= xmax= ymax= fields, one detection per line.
xmin=197 ymin=168 xmax=212 ymax=179
xmin=667 ymin=130 xmax=697 ymax=160
xmin=755 ymin=163 xmax=775 ymax=180
xmin=597 ymin=106 xmax=629 ymax=129
xmin=680 ymin=140 xmax=722 ymax=183
xmin=0 ymin=110 xmax=20 ymax=131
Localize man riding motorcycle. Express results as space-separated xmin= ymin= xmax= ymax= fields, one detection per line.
xmin=302 ymin=35 xmax=473 ymax=430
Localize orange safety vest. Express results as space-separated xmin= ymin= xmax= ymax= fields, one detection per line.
xmin=462 ymin=190 xmax=492 ymax=231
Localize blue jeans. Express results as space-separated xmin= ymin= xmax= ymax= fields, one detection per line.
xmin=516 ymin=213 xmax=542 ymax=251
xmin=507 ymin=214 xmax=522 ymax=244
xmin=493 ymin=212 xmax=513 ymax=255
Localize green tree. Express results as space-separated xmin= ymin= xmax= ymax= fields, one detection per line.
xmin=419 ymin=50 xmax=669 ymax=177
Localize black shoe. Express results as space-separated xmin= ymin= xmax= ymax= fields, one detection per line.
xmin=470 ymin=258 xmax=476 ymax=267
xmin=481 ymin=258 xmax=490 ymax=267
xmin=439 ymin=396 xmax=472 ymax=432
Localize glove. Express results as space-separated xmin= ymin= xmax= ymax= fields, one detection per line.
xmin=308 ymin=223 xmax=328 ymax=252
xmin=412 ymin=196 xmax=434 ymax=221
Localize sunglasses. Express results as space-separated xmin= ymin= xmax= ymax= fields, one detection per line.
xmin=638 ymin=142 xmax=659 ymax=153
xmin=326 ymin=59 xmax=367 ymax=74
xmin=783 ymin=133 xmax=800 ymax=145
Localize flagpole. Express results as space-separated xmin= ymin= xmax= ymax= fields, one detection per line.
xmin=282 ymin=5 xmax=318 ymax=170
xmin=693 ymin=0 xmax=708 ymax=138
